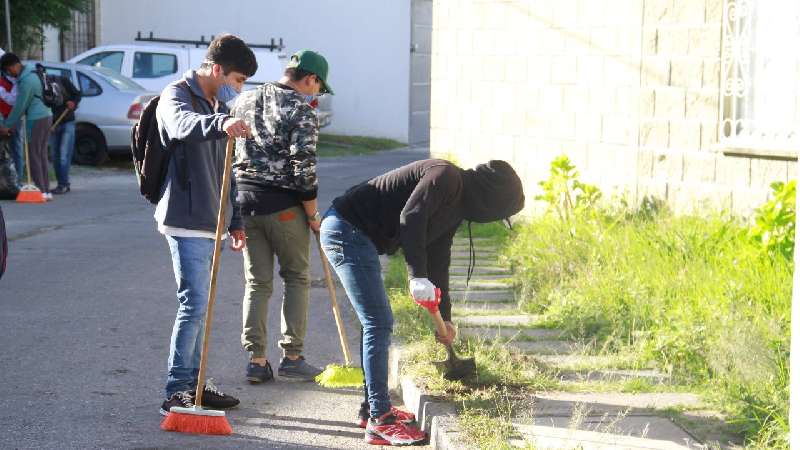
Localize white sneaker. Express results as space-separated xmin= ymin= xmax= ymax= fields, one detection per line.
xmin=44 ymin=193 xmax=53 ymax=201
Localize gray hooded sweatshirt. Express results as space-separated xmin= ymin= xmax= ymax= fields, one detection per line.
xmin=154 ymin=71 xmax=242 ymax=233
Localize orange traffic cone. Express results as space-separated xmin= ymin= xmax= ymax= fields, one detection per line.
xmin=16 ymin=117 xmax=45 ymax=204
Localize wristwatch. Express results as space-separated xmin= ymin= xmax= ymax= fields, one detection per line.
xmin=309 ymin=210 xmax=321 ymax=222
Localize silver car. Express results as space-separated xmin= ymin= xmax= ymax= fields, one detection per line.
xmin=31 ymin=61 xmax=157 ymax=165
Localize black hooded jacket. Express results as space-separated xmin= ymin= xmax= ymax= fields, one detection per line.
xmin=331 ymin=159 xmax=525 ymax=320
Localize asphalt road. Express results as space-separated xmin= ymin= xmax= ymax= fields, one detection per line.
xmin=0 ymin=146 xmax=428 ymax=449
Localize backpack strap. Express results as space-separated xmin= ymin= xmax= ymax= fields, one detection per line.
xmin=170 ymin=80 xmax=202 ymax=191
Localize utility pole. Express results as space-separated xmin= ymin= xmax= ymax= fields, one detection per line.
xmin=3 ymin=0 xmax=10 ymax=51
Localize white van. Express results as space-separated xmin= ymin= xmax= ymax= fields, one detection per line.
xmin=67 ymin=43 xmax=332 ymax=127
xmin=67 ymin=43 xmax=286 ymax=92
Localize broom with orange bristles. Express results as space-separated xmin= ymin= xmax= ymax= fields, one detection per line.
xmin=160 ymin=137 xmax=236 ymax=435
xmin=16 ymin=116 xmax=46 ymax=204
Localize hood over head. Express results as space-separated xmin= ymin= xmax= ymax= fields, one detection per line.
xmin=461 ymin=160 xmax=525 ymax=222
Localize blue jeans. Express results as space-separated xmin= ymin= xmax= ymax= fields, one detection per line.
xmin=49 ymin=121 xmax=75 ymax=187
xmin=320 ymin=208 xmax=393 ymax=418
xmin=164 ymin=235 xmax=216 ymax=398
xmin=9 ymin=121 xmax=23 ymax=186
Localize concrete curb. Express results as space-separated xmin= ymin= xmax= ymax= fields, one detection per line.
xmin=388 ymin=344 xmax=469 ymax=449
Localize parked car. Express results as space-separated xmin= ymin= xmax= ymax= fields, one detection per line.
xmin=30 ymin=61 xmax=157 ymax=165
xmin=68 ymin=43 xmax=284 ymax=92
xmin=68 ymin=43 xmax=332 ymax=127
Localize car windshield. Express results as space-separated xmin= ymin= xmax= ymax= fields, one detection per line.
xmin=88 ymin=66 xmax=145 ymax=91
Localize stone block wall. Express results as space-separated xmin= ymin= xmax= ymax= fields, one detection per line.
xmin=430 ymin=0 xmax=794 ymax=216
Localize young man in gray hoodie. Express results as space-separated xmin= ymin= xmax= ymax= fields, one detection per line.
xmin=156 ymin=34 xmax=257 ymax=415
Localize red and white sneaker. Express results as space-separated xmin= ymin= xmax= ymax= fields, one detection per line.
xmin=358 ymin=406 xmax=416 ymax=428
xmin=365 ymin=411 xmax=427 ymax=446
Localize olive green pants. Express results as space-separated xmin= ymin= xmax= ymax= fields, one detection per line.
xmin=241 ymin=206 xmax=310 ymax=358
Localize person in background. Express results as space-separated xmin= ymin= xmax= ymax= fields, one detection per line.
xmin=0 ymin=53 xmax=53 ymax=199
xmin=48 ymin=74 xmax=81 ymax=194
xmin=0 ymin=66 xmax=23 ymax=186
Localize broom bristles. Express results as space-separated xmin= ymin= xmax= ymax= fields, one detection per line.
xmin=16 ymin=185 xmax=45 ymax=203
xmin=160 ymin=407 xmax=233 ymax=435
xmin=315 ymin=364 xmax=364 ymax=388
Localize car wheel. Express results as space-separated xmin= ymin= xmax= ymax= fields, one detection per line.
xmin=73 ymin=124 xmax=108 ymax=166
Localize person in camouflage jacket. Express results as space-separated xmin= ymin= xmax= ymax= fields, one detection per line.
xmin=231 ymin=50 xmax=333 ymax=382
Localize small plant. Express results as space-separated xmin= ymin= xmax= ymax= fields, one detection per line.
xmin=749 ymin=180 xmax=796 ymax=260
xmin=536 ymin=155 xmax=601 ymax=222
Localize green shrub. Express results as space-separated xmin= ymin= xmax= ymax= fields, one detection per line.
xmin=750 ymin=180 xmax=796 ymax=261
xmin=535 ymin=154 xmax=601 ymax=222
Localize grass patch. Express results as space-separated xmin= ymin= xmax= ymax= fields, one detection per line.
xmin=386 ymin=252 xmax=560 ymax=449
xmin=385 ymin=252 xmax=557 ymax=395
xmin=73 ymin=134 xmax=405 ymax=174
xmin=316 ymin=133 xmax=405 ymax=157
xmin=455 ymin=221 xmax=512 ymax=246
xmin=385 ymin=200 xmax=790 ymax=447
xmin=503 ymin=208 xmax=790 ymax=448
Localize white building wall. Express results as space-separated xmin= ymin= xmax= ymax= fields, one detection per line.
xmin=42 ymin=26 xmax=61 ymax=61
xmin=95 ymin=0 xmax=411 ymax=142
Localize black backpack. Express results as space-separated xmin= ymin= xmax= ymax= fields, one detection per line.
xmin=33 ymin=64 xmax=64 ymax=108
xmin=131 ymin=81 xmax=195 ymax=204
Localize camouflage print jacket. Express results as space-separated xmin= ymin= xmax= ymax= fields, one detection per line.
xmin=231 ymin=82 xmax=318 ymax=195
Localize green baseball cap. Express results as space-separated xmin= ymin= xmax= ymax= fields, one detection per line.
xmin=286 ymin=50 xmax=333 ymax=95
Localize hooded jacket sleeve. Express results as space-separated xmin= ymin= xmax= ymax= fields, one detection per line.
xmin=157 ymin=83 xmax=230 ymax=144
xmin=228 ymin=179 xmax=243 ymax=231
xmin=62 ymin=76 xmax=82 ymax=104
xmin=399 ymin=164 xmax=461 ymax=279
xmin=427 ymin=227 xmax=457 ymax=321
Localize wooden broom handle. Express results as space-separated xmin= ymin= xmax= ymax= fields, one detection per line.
xmin=195 ymin=137 xmax=234 ymax=407
xmin=21 ymin=116 xmax=32 ymax=185
xmin=315 ymin=231 xmax=353 ymax=366
xmin=429 ymin=308 xmax=450 ymax=340
xmin=50 ymin=109 xmax=70 ymax=132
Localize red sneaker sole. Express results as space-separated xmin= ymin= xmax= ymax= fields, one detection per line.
xmin=365 ymin=432 xmax=425 ymax=446
xmin=365 ymin=434 xmax=390 ymax=445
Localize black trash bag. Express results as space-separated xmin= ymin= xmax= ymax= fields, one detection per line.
xmin=0 ymin=137 xmax=19 ymax=200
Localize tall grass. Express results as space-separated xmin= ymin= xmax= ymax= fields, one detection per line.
xmin=503 ymin=207 xmax=791 ymax=448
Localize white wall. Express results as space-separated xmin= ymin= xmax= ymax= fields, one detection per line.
xmin=95 ymin=0 xmax=411 ymax=142
xmin=42 ymin=26 xmax=61 ymax=61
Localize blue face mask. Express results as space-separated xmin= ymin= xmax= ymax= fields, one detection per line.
xmin=217 ymin=83 xmax=240 ymax=104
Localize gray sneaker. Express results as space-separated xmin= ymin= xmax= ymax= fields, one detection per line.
xmin=278 ymin=356 xmax=323 ymax=381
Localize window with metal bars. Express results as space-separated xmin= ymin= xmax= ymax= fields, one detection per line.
xmin=59 ymin=1 xmax=96 ymax=62
xmin=720 ymin=0 xmax=800 ymax=156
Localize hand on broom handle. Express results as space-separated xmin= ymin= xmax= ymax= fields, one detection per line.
xmin=194 ymin=137 xmax=235 ymax=408
xmin=314 ymin=231 xmax=353 ymax=366
xmin=50 ymin=109 xmax=70 ymax=133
